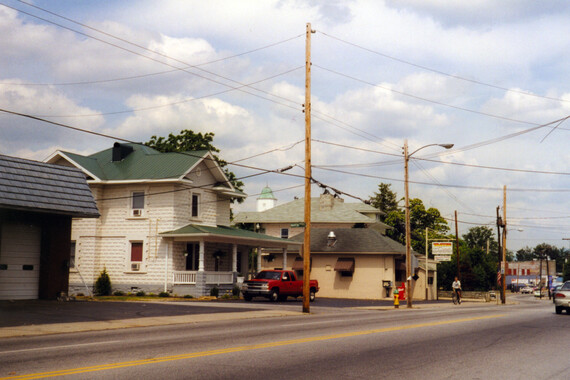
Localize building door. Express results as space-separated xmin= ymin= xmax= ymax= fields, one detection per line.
xmin=0 ymin=223 xmax=41 ymax=300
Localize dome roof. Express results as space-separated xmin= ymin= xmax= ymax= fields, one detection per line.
xmin=258 ymin=186 xmax=277 ymax=200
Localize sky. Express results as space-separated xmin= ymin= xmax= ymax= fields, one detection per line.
xmin=1 ymin=0 xmax=570 ymax=253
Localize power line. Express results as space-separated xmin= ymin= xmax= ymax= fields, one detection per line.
xmin=314 ymin=64 xmax=570 ymax=130
xmin=317 ymin=30 xmax=570 ymax=105
xmin=2 ymin=3 xmax=304 ymax=114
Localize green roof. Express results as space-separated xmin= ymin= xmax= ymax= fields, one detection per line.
xmin=234 ymin=197 xmax=383 ymax=224
xmin=258 ymin=186 xmax=276 ymax=200
xmin=160 ymin=224 xmax=301 ymax=246
xmin=60 ymin=143 xmax=209 ymax=181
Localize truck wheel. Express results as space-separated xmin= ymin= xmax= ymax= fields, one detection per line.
xmin=269 ymin=289 xmax=279 ymax=302
xmin=243 ymin=294 xmax=252 ymax=302
xmin=309 ymin=289 xmax=316 ymax=302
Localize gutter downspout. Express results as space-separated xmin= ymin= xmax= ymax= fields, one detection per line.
xmin=164 ymin=242 xmax=169 ymax=293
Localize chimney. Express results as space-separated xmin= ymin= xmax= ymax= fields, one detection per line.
xmin=319 ymin=191 xmax=334 ymax=211
xmin=112 ymin=142 xmax=134 ymax=162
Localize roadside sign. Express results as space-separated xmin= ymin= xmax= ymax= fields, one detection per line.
xmin=434 ymin=255 xmax=452 ymax=262
xmin=432 ymin=242 xmax=453 ymax=262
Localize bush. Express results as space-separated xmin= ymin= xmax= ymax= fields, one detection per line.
xmin=136 ymin=291 xmax=146 ymax=297
xmin=158 ymin=292 xmax=170 ymax=298
xmin=232 ymin=285 xmax=240 ymax=296
xmin=94 ymin=268 xmax=112 ymax=296
xmin=210 ymin=286 xmax=219 ymax=297
xmin=183 ymin=294 xmax=193 ymax=299
xmin=113 ymin=290 xmax=125 ymax=296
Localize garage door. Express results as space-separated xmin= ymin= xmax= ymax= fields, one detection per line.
xmin=0 ymin=223 xmax=41 ymax=300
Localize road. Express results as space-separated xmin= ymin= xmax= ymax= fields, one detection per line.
xmin=0 ymin=295 xmax=568 ymax=379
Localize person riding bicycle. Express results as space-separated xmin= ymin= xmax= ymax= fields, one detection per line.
xmin=452 ymin=277 xmax=462 ymax=304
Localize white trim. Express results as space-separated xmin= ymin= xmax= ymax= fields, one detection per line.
xmin=45 ymin=151 xmax=101 ymax=181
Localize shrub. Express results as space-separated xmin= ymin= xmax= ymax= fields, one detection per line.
xmin=232 ymin=285 xmax=240 ymax=296
xmin=183 ymin=294 xmax=193 ymax=299
xmin=158 ymin=292 xmax=170 ymax=298
xmin=136 ymin=291 xmax=146 ymax=297
xmin=94 ymin=268 xmax=112 ymax=296
xmin=210 ymin=286 xmax=219 ymax=297
xmin=113 ymin=290 xmax=125 ymax=296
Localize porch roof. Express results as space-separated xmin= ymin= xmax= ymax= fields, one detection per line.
xmin=160 ymin=224 xmax=302 ymax=248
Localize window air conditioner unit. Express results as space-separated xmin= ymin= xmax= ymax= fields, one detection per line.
xmin=131 ymin=263 xmax=141 ymax=271
xmin=132 ymin=209 xmax=142 ymax=217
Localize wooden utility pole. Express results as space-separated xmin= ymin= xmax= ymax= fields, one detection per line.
xmin=502 ymin=185 xmax=507 ymax=304
xmin=455 ymin=210 xmax=460 ymax=279
xmin=302 ymin=23 xmax=314 ymax=314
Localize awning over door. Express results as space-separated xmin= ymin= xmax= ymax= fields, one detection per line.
xmin=334 ymin=258 xmax=355 ymax=272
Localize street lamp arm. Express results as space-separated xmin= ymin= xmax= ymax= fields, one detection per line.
xmin=409 ymin=143 xmax=454 ymax=158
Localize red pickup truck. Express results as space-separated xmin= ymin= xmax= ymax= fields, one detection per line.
xmin=241 ymin=270 xmax=319 ymax=302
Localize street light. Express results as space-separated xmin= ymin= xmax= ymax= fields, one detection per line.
xmin=404 ymin=140 xmax=454 ymax=308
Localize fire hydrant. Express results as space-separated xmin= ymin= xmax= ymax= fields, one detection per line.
xmin=393 ymin=288 xmax=399 ymax=308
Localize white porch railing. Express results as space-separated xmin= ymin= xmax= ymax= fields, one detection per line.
xmin=206 ymin=271 xmax=233 ymax=285
xmin=173 ymin=271 xmax=234 ymax=285
xmin=173 ymin=271 xmax=197 ymax=284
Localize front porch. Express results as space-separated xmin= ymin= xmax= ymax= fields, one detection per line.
xmin=161 ymin=224 xmax=302 ymax=297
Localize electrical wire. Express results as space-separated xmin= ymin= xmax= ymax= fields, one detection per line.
xmin=317 ymin=30 xmax=570 ymax=105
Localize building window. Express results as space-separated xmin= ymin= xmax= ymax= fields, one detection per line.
xmin=130 ymin=242 xmax=143 ymax=271
xmin=191 ymin=193 xmax=200 ymax=218
xmin=185 ymin=243 xmax=199 ymax=271
xmin=132 ymin=192 xmax=145 ymax=209
xmin=70 ymin=241 xmax=76 ymax=268
xmin=281 ymin=228 xmax=289 ymax=239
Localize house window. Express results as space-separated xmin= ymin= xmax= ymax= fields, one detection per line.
xmin=191 ymin=193 xmax=200 ymax=218
xmin=185 ymin=243 xmax=199 ymax=271
xmin=130 ymin=242 xmax=143 ymax=271
xmin=281 ymin=228 xmax=289 ymax=239
xmin=132 ymin=192 xmax=145 ymax=209
xmin=70 ymin=241 xmax=76 ymax=268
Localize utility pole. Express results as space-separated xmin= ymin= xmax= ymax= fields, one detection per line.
xmin=502 ymin=185 xmax=507 ymax=304
xmin=496 ymin=206 xmax=503 ymax=302
xmin=302 ymin=23 xmax=314 ymax=314
xmin=425 ymin=227 xmax=429 ymax=300
xmin=404 ymin=140 xmax=412 ymax=308
xmin=455 ymin=210 xmax=460 ymax=279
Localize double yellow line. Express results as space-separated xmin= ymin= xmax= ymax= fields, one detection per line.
xmin=2 ymin=314 xmax=505 ymax=379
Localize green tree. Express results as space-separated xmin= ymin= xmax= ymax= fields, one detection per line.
xmin=145 ymin=129 xmax=244 ymax=202
xmin=369 ymin=183 xmax=399 ymax=220
xmin=516 ymin=246 xmax=534 ymax=262
xmin=382 ymin=197 xmax=449 ymax=255
xmin=94 ymin=268 xmax=112 ymax=296
xmin=463 ymin=226 xmax=498 ymax=253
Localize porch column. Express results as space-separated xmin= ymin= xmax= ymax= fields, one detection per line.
xmin=232 ymin=243 xmax=237 ymax=272
xmin=257 ymin=246 xmax=262 ymax=273
xmin=282 ymin=247 xmax=288 ymax=269
xmin=198 ymin=240 xmax=205 ymax=271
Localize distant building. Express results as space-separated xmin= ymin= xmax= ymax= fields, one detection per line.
xmin=256 ymin=185 xmax=277 ymax=212
xmin=504 ymin=260 xmax=556 ymax=286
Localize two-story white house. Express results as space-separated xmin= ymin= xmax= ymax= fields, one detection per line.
xmin=47 ymin=142 xmax=299 ymax=297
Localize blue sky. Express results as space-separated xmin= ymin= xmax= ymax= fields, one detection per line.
xmin=1 ymin=0 xmax=570 ymax=252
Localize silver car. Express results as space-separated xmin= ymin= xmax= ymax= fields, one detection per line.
xmin=553 ymin=281 xmax=570 ymax=315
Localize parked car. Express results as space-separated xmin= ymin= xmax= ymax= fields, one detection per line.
xmin=521 ymin=285 xmax=534 ymax=294
xmin=554 ymin=281 xmax=570 ymax=314
xmin=241 ymin=270 xmax=319 ymax=302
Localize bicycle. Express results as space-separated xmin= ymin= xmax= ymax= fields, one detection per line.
xmin=452 ymin=289 xmax=461 ymax=305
